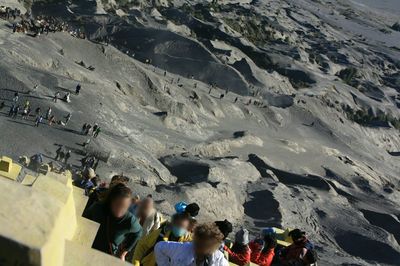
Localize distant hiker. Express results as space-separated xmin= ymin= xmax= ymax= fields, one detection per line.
xmin=93 ymin=126 xmax=101 ymax=138
xmin=92 ymin=124 xmax=99 ymax=135
xmin=194 ymin=83 xmax=197 ymax=89
xmin=64 ymin=92 xmax=71 ymax=103
xmin=64 ymin=150 xmax=71 ymax=164
xmin=224 ymin=228 xmax=251 ymax=266
xmin=82 ymin=123 xmax=87 ymax=134
xmin=234 ymin=97 xmax=238 ymax=103
xmin=220 ymin=94 xmax=225 ymax=100
xmin=48 ymin=115 xmax=55 ymax=126
xmin=55 ymin=146 xmax=63 ymax=160
xmin=280 ymin=229 xmax=317 ymax=266
xmin=75 ymin=83 xmax=81 ymax=95
xmin=65 ymin=113 xmax=71 ymax=124
xmin=24 ymin=100 xmax=30 ymax=109
xmin=53 ymin=92 xmax=60 ymax=102
xmin=85 ymin=124 xmax=92 ymax=135
xmin=35 ymin=116 xmax=43 ymax=127
xmin=46 ymin=107 xmax=52 ymax=119
xmin=164 ymin=70 xmax=167 ymax=77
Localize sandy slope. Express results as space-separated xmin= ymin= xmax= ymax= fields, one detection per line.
xmin=0 ymin=0 xmax=400 ymax=265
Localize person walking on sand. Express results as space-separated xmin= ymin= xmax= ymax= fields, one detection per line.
xmin=65 ymin=113 xmax=71 ymax=125
xmin=46 ymin=107 xmax=52 ymax=119
xmin=54 ymin=92 xmax=60 ymax=102
xmin=48 ymin=115 xmax=55 ymax=126
xmin=93 ymin=126 xmax=101 ymax=138
xmin=76 ymin=83 xmax=81 ymax=95
xmin=35 ymin=115 xmax=43 ymax=127
xmin=65 ymin=150 xmax=71 ymax=164
xmin=55 ymin=146 xmax=63 ymax=161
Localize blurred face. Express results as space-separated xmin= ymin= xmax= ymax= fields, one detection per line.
xmin=110 ymin=196 xmax=131 ymax=218
xmin=139 ymin=199 xmax=153 ymax=217
xmin=193 ymin=238 xmax=220 ymax=257
xmin=173 ymin=218 xmax=190 ymax=230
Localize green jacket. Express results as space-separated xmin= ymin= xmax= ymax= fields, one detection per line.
xmin=85 ymin=202 xmax=143 ymax=255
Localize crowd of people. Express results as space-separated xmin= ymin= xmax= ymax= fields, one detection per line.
xmin=78 ymin=174 xmax=318 ymax=266
xmin=1 ymin=6 xmax=317 ymax=265
xmin=0 ymin=5 xmax=85 ymax=38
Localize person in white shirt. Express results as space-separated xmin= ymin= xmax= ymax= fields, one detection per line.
xmin=155 ymin=223 xmax=229 ymax=266
xmin=137 ymin=196 xmax=163 ymax=236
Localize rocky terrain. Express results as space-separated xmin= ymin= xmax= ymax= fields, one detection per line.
xmin=1 ymin=0 xmax=400 ymax=265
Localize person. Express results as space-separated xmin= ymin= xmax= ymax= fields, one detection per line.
xmin=84 ymin=184 xmax=143 ymax=261
xmin=92 ymin=123 xmax=99 ymax=135
xmin=64 ymin=92 xmax=71 ymax=103
xmin=55 ymin=146 xmax=63 ymax=160
xmin=136 ymin=197 xmax=163 ymax=236
xmin=65 ymin=113 xmax=71 ymax=124
xmin=154 ymin=222 xmax=228 ymax=266
xmin=46 ymin=107 xmax=52 ymax=119
xmin=215 ymin=219 xmax=233 ymax=244
xmin=35 ymin=115 xmax=43 ymax=127
xmin=133 ymin=212 xmax=192 ymax=266
xmin=94 ymin=126 xmax=101 ymax=138
xmin=280 ymin=229 xmax=316 ymax=266
xmin=53 ymin=92 xmax=60 ymax=102
xmin=75 ymin=83 xmax=81 ymax=95
xmin=82 ymin=123 xmax=87 ymax=134
xmin=48 ymin=115 xmax=55 ymax=125
xmin=249 ymin=232 xmax=276 ymax=266
xmin=30 ymin=153 xmax=43 ymax=171
xmin=85 ymin=124 xmax=92 ymax=135
xmin=224 ymin=228 xmax=251 ymax=266
xmin=64 ymin=150 xmax=71 ymax=164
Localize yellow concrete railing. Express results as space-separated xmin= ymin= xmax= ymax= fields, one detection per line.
xmin=0 ymin=156 xmax=129 ymax=266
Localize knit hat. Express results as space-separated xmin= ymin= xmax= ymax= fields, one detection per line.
xmin=235 ymin=228 xmax=249 ymax=245
xmin=215 ymin=219 xmax=233 ymax=239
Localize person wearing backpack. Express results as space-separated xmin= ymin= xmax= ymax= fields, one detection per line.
xmin=132 ymin=212 xmax=192 ymax=266
xmin=279 ymin=229 xmax=316 ymax=265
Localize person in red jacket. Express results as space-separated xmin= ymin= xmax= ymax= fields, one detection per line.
xmin=224 ymin=228 xmax=251 ymax=266
xmin=249 ymin=233 xmax=277 ymax=266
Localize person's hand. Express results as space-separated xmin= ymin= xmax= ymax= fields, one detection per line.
xmin=118 ymin=250 xmax=128 ymax=261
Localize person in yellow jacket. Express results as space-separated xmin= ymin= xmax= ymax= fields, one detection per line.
xmin=133 ymin=212 xmax=192 ymax=266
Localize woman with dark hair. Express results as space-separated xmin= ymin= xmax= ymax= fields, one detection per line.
xmin=84 ymin=183 xmax=143 ymax=261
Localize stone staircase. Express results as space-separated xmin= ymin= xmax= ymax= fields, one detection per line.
xmin=0 ymin=156 xmax=129 ymax=266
